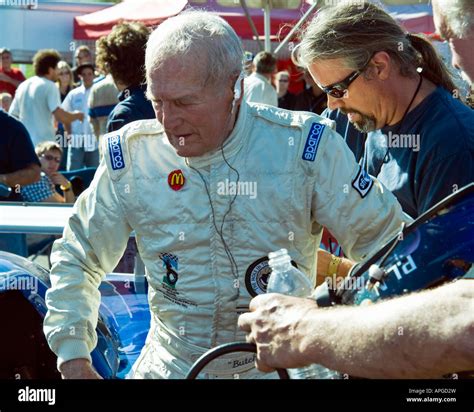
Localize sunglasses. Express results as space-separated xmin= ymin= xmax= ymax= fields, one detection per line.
xmin=42 ymin=154 xmax=61 ymax=163
xmin=320 ymin=54 xmax=373 ymax=99
xmin=278 ymin=79 xmax=289 ymax=83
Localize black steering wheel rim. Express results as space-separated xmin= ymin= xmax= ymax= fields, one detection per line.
xmin=185 ymin=342 xmax=290 ymax=379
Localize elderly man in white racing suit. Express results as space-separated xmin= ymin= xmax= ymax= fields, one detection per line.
xmin=44 ymin=11 xmax=410 ymax=379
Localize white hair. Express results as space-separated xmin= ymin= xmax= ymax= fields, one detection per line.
xmin=434 ymin=0 xmax=474 ymax=38
xmin=145 ymin=10 xmax=244 ymax=89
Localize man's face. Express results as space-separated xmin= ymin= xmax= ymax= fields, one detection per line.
xmin=276 ymin=75 xmax=289 ymax=94
xmin=1 ymin=52 xmax=12 ymax=71
xmin=48 ymin=65 xmax=60 ymax=82
xmin=308 ymin=58 xmax=379 ymax=132
xmin=433 ymin=0 xmax=474 ymax=84
xmin=39 ymin=150 xmax=61 ymax=175
xmin=148 ymin=56 xmax=237 ymax=157
xmin=449 ymin=38 xmax=474 ymax=85
xmin=79 ymin=68 xmax=95 ymax=88
xmin=1 ymin=95 xmax=12 ymax=111
xmin=76 ymin=51 xmax=91 ymax=66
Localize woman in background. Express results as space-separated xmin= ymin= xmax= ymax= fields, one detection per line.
xmin=55 ymin=61 xmax=75 ymax=170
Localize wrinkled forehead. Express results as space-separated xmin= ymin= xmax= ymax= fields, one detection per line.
xmin=147 ymin=55 xmax=209 ymax=99
xmin=146 ymin=53 xmax=211 ymax=85
xmin=146 ymin=42 xmax=208 ymax=74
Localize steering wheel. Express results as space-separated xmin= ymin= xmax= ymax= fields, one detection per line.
xmin=185 ymin=342 xmax=290 ymax=379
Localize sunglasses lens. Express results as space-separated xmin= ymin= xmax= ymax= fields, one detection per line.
xmin=329 ymin=87 xmax=346 ymax=98
xmin=44 ymin=155 xmax=60 ymax=163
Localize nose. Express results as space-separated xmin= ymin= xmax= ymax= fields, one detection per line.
xmin=159 ymin=101 xmax=181 ymax=131
xmin=327 ymin=94 xmax=343 ymax=111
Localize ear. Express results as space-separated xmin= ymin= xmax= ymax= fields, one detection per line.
xmin=370 ymin=51 xmax=391 ymax=81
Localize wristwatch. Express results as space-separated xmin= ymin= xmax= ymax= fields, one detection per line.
xmin=60 ymin=181 xmax=72 ymax=192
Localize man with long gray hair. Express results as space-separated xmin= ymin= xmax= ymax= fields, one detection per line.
xmin=239 ymin=1 xmax=474 ymax=380
xmin=44 ymin=11 xmax=410 ymax=379
xmin=294 ymin=2 xmax=474 ymax=218
xmin=432 ymin=0 xmax=474 ymax=107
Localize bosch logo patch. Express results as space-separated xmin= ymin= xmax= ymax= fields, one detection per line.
xmin=352 ymin=166 xmax=374 ymax=198
xmin=108 ymin=135 xmax=125 ymax=170
xmin=302 ymin=123 xmax=325 ymax=162
xmin=358 ymin=173 xmax=371 ymax=190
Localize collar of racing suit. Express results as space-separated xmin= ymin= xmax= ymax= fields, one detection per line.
xmin=185 ymin=100 xmax=250 ymax=168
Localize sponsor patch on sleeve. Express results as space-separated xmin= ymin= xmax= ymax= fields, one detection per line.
xmin=352 ymin=166 xmax=374 ymax=198
xmin=107 ymin=134 xmax=125 ymax=171
xmin=302 ymin=122 xmax=325 ymax=162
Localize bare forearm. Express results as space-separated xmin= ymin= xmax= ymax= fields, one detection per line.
xmin=60 ymin=358 xmax=102 ymax=379
xmin=0 ymin=75 xmax=22 ymax=87
xmin=57 ymin=110 xmax=75 ymax=124
xmin=64 ymin=190 xmax=75 ymax=203
xmin=0 ymin=165 xmax=40 ymax=188
xmin=9 ymin=78 xmax=22 ymax=87
xmin=302 ymin=280 xmax=474 ymax=378
xmin=90 ymin=118 xmax=100 ymax=140
xmin=54 ymin=108 xmax=82 ymax=125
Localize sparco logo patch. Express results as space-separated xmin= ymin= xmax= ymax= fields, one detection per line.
xmin=302 ymin=122 xmax=325 ymax=162
xmin=108 ymin=135 xmax=125 ymax=170
xmin=352 ymin=166 xmax=374 ymax=198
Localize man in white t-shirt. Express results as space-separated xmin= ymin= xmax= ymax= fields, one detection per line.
xmin=243 ymin=51 xmax=278 ymax=107
xmin=9 ymin=49 xmax=84 ymax=146
xmin=62 ymin=63 xmax=99 ymax=170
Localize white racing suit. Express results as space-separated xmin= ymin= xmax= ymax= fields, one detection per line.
xmin=44 ymin=102 xmax=410 ymax=379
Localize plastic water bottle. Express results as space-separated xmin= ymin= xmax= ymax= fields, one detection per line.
xmin=267 ymin=248 xmax=324 ymax=379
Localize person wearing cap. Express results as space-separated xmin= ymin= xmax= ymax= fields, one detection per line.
xmin=73 ymin=46 xmax=93 ymax=85
xmin=243 ymin=51 xmax=254 ymax=77
xmin=62 ymin=62 xmax=99 ymax=170
xmin=44 ymin=11 xmax=410 ymax=380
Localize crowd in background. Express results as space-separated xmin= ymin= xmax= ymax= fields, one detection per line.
xmin=0 ymin=21 xmax=334 ymax=207
xmin=0 ymin=2 xmax=473 ymax=264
